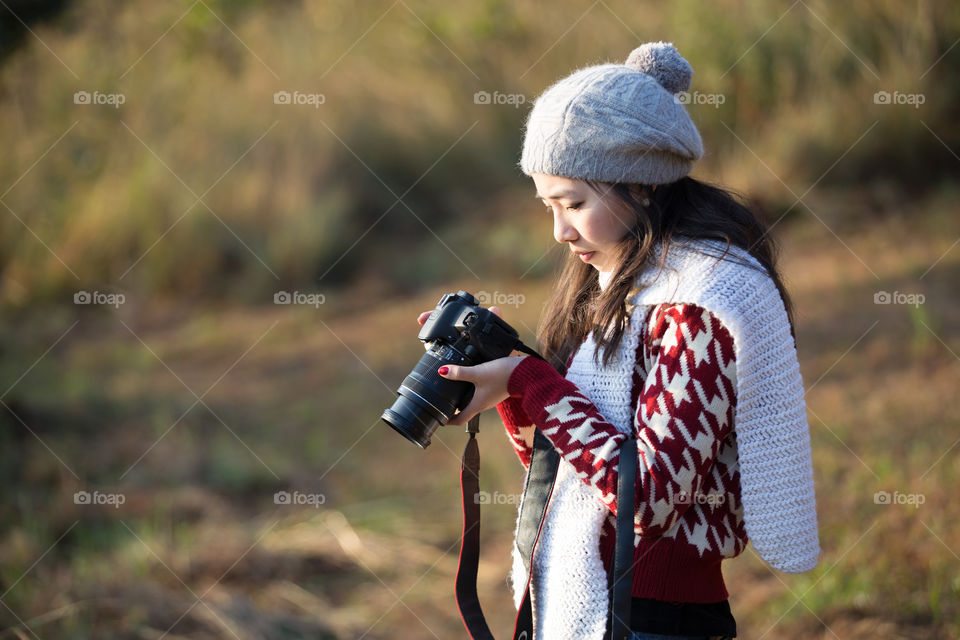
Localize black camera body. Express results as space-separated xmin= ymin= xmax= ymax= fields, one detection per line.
xmin=381 ymin=290 xmax=522 ymax=448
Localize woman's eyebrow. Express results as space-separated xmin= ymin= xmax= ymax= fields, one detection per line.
xmin=534 ymin=189 xmax=579 ymax=200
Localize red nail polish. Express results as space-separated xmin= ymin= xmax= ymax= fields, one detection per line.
xmin=438 ymin=366 xmax=449 ymax=375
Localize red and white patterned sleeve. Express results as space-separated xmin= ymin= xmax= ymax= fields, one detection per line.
xmin=495 ymin=353 xmax=575 ymax=469
xmin=506 ymin=303 xmax=738 ymax=535
xmin=495 ymin=395 xmax=535 ymax=469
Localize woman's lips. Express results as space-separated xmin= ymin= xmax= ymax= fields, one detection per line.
xmin=576 ymin=251 xmax=594 ymax=262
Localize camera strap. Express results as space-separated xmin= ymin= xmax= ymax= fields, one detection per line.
xmin=456 ymin=414 xmax=637 ymax=640
xmin=455 ymin=415 xmax=495 ymax=639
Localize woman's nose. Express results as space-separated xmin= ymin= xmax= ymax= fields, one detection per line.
xmin=553 ymin=211 xmax=578 ymax=244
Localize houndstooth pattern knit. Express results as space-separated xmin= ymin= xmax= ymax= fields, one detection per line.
xmin=631 ymin=238 xmax=819 ymax=572
xmin=499 ymin=237 xmax=819 ymax=638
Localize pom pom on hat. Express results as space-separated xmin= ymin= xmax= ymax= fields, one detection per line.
xmin=624 ymin=41 xmax=693 ymax=94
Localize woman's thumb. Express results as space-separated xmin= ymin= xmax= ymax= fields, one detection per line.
xmin=437 ymin=364 xmax=463 ymax=380
xmin=490 ymin=305 xmax=502 ymax=318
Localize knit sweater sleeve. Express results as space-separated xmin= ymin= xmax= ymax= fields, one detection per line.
xmin=495 ymin=396 xmax=535 ymax=468
xmin=495 ymin=353 xmax=576 ymax=469
xmin=507 ymin=303 xmax=737 ymax=535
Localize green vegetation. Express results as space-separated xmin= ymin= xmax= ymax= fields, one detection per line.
xmin=2 ymin=0 xmax=958 ymax=307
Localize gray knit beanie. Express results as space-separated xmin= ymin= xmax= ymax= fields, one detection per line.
xmin=520 ymin=42 xmax=704 ymax=185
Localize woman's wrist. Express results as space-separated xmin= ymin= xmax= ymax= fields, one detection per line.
xmin=506 ymin=355 xmax=555 ymax=398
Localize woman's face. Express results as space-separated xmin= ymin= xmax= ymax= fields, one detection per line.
xmin=531 ymin=173 xmax=637 ymax=274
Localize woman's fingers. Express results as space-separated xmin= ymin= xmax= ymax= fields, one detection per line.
xmin=438 ymin=357 xmax=521 ymax=425
xmin=438 ymin=364 xmax=480 ymax=425
xmin=447 ymin=391 xmax=487 ymax=426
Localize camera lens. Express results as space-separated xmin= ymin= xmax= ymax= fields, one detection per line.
xmin=381 ymin=400 xmax=438 ymax=449
xmin=381 ymin=350 xmax=473 ymax=448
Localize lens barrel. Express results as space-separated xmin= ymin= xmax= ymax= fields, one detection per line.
xmin=381 ymin=350 xmax=473 ymax=448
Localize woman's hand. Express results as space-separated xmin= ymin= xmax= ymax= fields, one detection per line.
xmin=438 ymin=354 xmax=526 ymax=426
xmin=416 ymin=305 xmax=527 ymax=426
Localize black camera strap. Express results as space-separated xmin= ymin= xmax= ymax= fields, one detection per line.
xmin=455 ymin=413 xmax=637 ymax=640
xmin=610 ymin=428 xmax=638 ymax=640
xmin=455 ymin=415 xmax=495 ymax=639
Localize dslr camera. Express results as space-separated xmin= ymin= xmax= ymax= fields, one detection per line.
xmin=381 ymin=290 xmax=526 ymax=448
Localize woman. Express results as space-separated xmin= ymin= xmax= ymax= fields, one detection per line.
xmin=418 ymin=41 xmax=820 ymax=640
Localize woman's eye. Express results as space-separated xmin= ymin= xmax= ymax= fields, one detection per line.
xmin=567 ymin=202 xmax=583 ymax=211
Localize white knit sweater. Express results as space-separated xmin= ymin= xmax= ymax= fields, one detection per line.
xmin=509 ymin=237 xmax=820 ymax=639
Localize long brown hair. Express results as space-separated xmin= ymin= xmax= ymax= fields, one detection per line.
xmin=536 ymin=176 xmax=796 ymax=374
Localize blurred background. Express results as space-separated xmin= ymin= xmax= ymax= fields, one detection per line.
xmin=1 ymin=0 xmax=958 ymax=638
